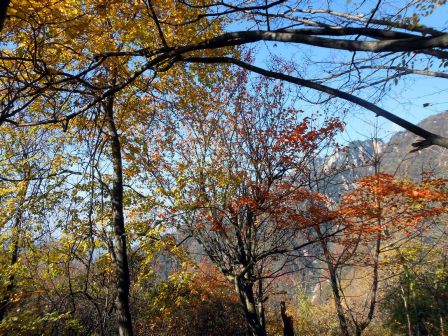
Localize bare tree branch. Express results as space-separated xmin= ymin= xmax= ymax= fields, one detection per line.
xmin=180 ymin=56 xmax=448 ymax=150
xmin=0 ymin=0 xmax=10 ymax=33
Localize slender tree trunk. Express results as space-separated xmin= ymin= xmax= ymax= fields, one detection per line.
xmin=232 ymin=216 xmax=266 ymax=336
xmin=0 ymin=177 xmax=28 ymax=321
xmin=354 ymin=229 xmax=382 ymax=336
xmin=256 ymin=278 xmax=266 ymax=332
xmin=400 ymin=284 xmax=412 ymax=336
xmin=0 ymin=235 xmax=19 ymax=321
xmin=0 ymin=0 xmax=10 ymax=33
xmin=325 ymin=260 xmax=351 ymax=336
xmin=316 ymin=230 xmax=351 ymax=336
xmin=440 ymin=315 xmax=445 ymax=336
xmin=104 ymin=97 xmax=134 ymax=336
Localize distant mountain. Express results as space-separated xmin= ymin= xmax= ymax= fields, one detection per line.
xmin=381 ymin=111 xmax=448 ymax=178
xmin=317 ymin=138 xmax=385 ymax=199
xmin=315 ymin=111 xmax=448 ymax=200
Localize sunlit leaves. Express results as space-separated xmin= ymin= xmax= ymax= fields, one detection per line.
xmin=338 ymin=173 xmax=448 ymax=239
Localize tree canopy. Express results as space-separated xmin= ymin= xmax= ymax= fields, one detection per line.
xmin=0 ymin=1 xmax=447 ymax=336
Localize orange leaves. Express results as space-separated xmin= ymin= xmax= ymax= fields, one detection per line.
xmin=191 ymin=180 xmax=335 ymax=235
xmin=274 ymin=116 xmax=344 ymax=154
xmin=231 ymin=195 xmax=258 ymax=211
xmin=210 ymin=221 xmax=224 ymax=232
xmin=337 ymin=173 xmax=448 ymax=241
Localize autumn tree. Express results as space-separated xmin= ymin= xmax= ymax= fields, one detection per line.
xmin=380 ymin=210 xmax=448 ymax=336
xmin=0 ymin=1 xmax=233 ymax=334
xmin=132 ymin=254 xmax=247 ymax=336
xmin=1 ymin=1 xmax=448 ymax=335
xmin=0 ymin=123 xmax=86 ymax=334
xmin=156 ymin=73 xmax=343 ymax=335
xmin=385 ymin=248 xmax=448 ymax=335
xmin=311 ymin=171 xmax=448 ymax=336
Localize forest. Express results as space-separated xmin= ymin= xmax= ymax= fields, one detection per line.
xmin=0 ymin=1 xmax=447 ymax=335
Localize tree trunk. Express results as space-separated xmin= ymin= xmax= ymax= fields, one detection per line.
xmin=280 ymin=301 xmax=294 ymax=336
xmin=400 ymin=282 xmax=412 ymax=336
xmin=0 ymin=177 xmax=28 ymax=321
xmin=104 ymin=97 xmax=134 ymax=336
xmin=326 ymin=261 xmax=351 ymax=336
xmin=0 ymin=0 xmax=10 ymax=33
xmin=0 ymin=236 xmax=19 ymax=321
xmin=256 ymin=278 xmax=266 ymax=332
xmin=440 ymin=315 xmax=445 ymax=336
xmin=316 ymin=233 xmax=351 ymax=336
xmin=236 ymin=279 xmax=266 ymax=336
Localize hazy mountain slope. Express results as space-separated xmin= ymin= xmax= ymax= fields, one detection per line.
xmin=381 ymin=111 xmax=448 ymax=178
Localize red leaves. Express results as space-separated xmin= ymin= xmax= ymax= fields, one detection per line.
xmin=230 ymin=195 xmax=257 ymax=211
xmin=336 ymin=173 xmax=448 ymax=242
xmin=210 ymin=221 xmax=224 ymax=232
xmin=273 ymin=116 xmax=344 ymax=154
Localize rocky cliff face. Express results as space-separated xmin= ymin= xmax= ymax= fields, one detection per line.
xmin=318 ymin=138 xmax=385 ymax=199
xmin=381 ymin=111 xmax=448 ymax=178
xmin=322 ymin=111 xmax=448 ymax=196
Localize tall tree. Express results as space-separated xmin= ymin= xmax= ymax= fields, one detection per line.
xmin=1 ymin=2 xmax=231 ymax=333
xmin=314 ymin=172 xmax=448 ymax=335
xmin=161 ymin=74 xmax=343 ymax=335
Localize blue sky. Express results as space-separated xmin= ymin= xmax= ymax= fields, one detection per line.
xmin=242 ymin=1 xmax=448 ymax=143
